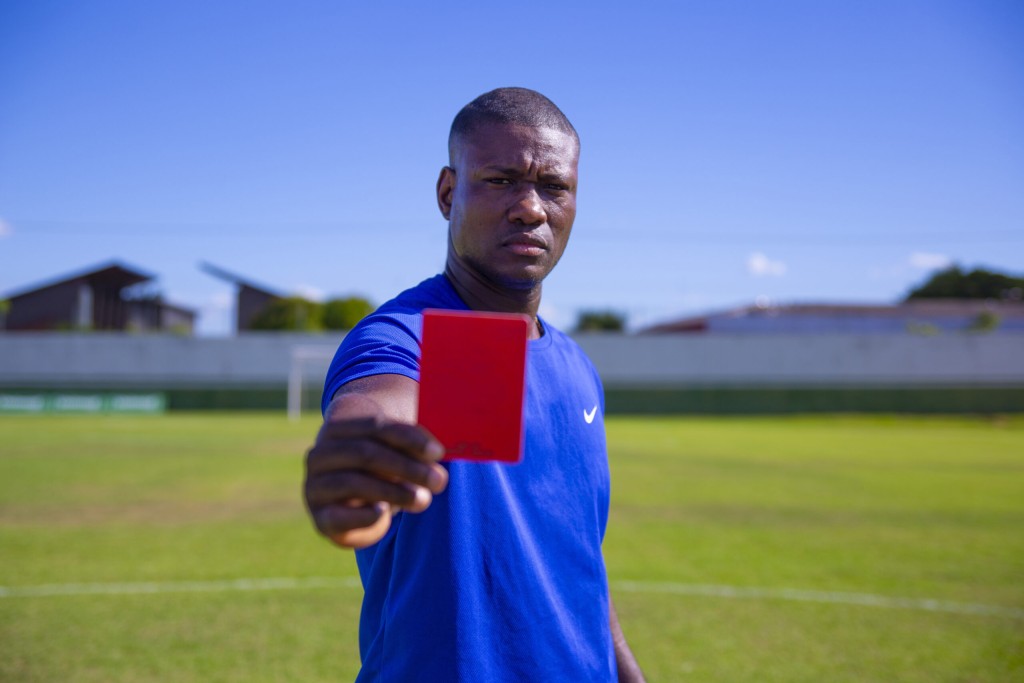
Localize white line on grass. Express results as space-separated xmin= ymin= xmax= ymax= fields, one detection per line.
xmin=610 ymin=580 xmax=1024 ymax=620
xmin=1 ymin=577 xmax=1021 ymax=620
xmin=0 ymin=576 xmax=361 ymax=598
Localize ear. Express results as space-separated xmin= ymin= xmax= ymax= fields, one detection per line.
xmin=436 ymin=166 xmax=455 ymax=220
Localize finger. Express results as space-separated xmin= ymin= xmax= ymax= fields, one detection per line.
xmin=373 ymin=423 xmax=446 ymax=463
xmin=306 ymin=471 xmax=433 ymax=513
xmin=329 ymin=505 xmax=394 ymax=549
xmin=311 ymin=500 xmax=386 ymax=539
xmin=425 ymin=462 xmax=448 ymax=494
xmin=306 ymin=438 xmax=448 ymax=493
xmin=312 ymin=501 xmax=393 ymax=549
xmin=316 ymin=416 xmax=443 ymax=456
xmin=317 ymin=415 xmax=381 ymax=440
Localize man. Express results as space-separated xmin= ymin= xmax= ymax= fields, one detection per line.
xmin=304 ymin=87 xmax=645 ymax=682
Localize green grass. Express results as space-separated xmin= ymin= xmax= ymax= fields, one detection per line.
xmin=1 ymin=413 xmax=1022 ymax=682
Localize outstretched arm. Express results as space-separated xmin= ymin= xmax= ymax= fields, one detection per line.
xmin=304 ymin=374 xmax=448 ymax=549
xmin=610 ymin=598 xmax=646 ymax=682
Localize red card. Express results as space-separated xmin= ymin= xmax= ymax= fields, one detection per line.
xmin=417 ymin=309 xmax=530 ymax=463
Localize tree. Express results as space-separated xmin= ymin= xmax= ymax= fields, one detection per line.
xmin=249 ymin=297 xmax=324 ymax=331
xmin=905 ymin=266 xmax=1024 ymax=301
xmin=247 ymin=295 xmax=375 ymax=331
xmin=323 ymin=297 xmax=375 ymax=330
xmin=574 ymin=309 xmax=626 ymax=332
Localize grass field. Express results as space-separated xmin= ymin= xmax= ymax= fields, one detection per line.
xmin=1 ymin=413 xmax=1022 ymax=682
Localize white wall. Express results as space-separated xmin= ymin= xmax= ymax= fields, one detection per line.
xmin=0 ymin=333 xmax=344 ymax=388
xmin=575 ymin=333 xmax=1024 ymax=387
xmin=1 ymin=332 xmax=1021 ymax=389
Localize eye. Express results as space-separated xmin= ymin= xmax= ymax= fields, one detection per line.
xmin=486 ymin=178 xmax=512 ymax=185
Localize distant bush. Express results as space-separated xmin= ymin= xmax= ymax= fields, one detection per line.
xmin=574 ymin=310 xmax=626 ymax=332
xmin=250 ymin=296 xmax=374 ymax=331
xmin=906 ymin=266 xmax=1024 ymax=300
xmin=323 ymin=297 xmax=375 ymax=330
xmin=250 ymin=297 xmax=324 ymax=331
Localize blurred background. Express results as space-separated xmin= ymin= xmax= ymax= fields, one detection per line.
xmin=2 ymin=0 xmax=1021 ymax=334
xmin=2 ymin=0 xmax=1022 ymax=413
xmin=1 ymin=2 xmax=1022 ymax=682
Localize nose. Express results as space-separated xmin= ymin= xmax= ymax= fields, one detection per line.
xmin=507 ymin=186 xmax=546 ymax=226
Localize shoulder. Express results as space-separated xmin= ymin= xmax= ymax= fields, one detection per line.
xmin=541 ymin=319 xmax=592 ymax=360
xmin=528 ymin=321 xmax=607 ymax=415
xmin=348 ymin=274 xmax=465 ymax=341
xmin=321 ymin=275 xmax=466 ymax=412
xmin=385 ymin=273 xmax=467 ymax=312
xmin=537 ymin=320 xmax=603 ymax=381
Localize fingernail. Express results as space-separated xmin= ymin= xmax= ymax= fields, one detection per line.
xmin=426 ymin=466 xmax=446 ymax=491
xmin=413 ymin=486 xmax=432 ymax=509
xmin=425 ymin=441 xmax=445 ymax=460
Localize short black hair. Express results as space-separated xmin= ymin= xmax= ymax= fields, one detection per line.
xmin=448 ymin=87 xmax=579 ymax=161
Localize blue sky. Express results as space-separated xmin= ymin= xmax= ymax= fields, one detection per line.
xmin=1 ymin=0 xmax=1021 ymax=334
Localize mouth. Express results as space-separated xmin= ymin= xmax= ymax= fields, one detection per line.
xmin=502 ymin=232 xmax=548 ymax=256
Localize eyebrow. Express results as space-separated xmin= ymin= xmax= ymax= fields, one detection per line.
xmin=480 ymin=165 xmax=574 ymax=183
xmin=538 ymin=170 xmax=574 ymax=182
xmin=480 ymin=165 xmax=524 ymax=177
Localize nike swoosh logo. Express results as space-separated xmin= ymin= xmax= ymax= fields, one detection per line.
xmin=584 ymin=406 xmax=597 ymax=424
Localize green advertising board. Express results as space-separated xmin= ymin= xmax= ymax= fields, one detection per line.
xmin=0 ymin=393 xmax=166 ymax=414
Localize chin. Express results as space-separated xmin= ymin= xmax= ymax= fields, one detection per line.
xmin=498 ymin=276 xmax=543 ymax=291
xmin=466 ymin=255 xmax=552 ymax=291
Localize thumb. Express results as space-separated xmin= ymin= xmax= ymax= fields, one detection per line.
xmin=328 ymin=501 xmax=393 ymax=549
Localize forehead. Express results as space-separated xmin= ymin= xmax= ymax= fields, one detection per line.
xmin=454 ymin=123 xmax=579 ymax=175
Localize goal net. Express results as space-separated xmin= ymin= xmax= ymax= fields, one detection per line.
xmin=287 ymin=345 xmax=337 ymax=420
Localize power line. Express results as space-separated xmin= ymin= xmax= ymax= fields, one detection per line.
xmin=4 ymin=218 xmax=1021 ymax=245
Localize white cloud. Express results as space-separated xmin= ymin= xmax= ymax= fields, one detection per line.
xmin=909 ymin=252 xmax=952 ymax=270
xmin=0 ymin=218 xmax=12 ymax=238
xmin=293 ymin=284 xmax=326 ymax=302
xmin=867 ymin=264 xmax=906 ymax=281
xmin=747 ymin=252 xmax=787 ymax=277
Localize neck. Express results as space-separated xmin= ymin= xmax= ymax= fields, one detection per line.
xmin=444 ymin=258 xmax=544 ymax=340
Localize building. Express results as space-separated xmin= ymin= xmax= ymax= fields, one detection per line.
xmin=1 ymin=261 xmax=196 ymax=333
xmin=640 ymin=300 xmax=1024 ymax=334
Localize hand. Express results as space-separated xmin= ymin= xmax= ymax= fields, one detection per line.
xmin=304 ymin=392 xmax=448 ymax=549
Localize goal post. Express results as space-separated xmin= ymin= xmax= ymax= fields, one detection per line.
xmin=287 ymin=345 xmax=337 ymax=421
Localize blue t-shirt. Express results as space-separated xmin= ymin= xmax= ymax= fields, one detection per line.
xmin=323 ymin=274 xmax=616 ymax=682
